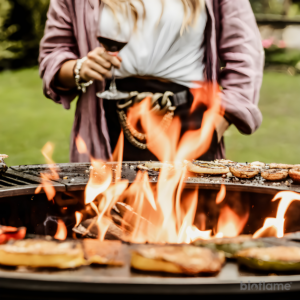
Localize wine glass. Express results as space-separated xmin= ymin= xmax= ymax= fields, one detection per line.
xmin=96 ymin=4 xmax=132 ymax=100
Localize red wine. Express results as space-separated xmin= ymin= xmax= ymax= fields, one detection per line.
xmin=97 ymin=37 xmax=127 ymax=52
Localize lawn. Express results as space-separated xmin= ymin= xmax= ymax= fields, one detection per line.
xmin=0 ymin=68 xmax=300 ymax=166
xmin=0 ymin=67 xmax=76 ymax=166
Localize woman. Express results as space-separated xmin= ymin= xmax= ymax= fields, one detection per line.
xmin=39 ymin=0 xmax=264 ymax=162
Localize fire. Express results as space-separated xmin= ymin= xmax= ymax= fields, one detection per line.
xmin=75 ymin=83 xmax=251 ymax=244
xmin=254 ymin=191 xmax=300 ymax=238
xmin=54 ymin=219 xmax=67 ymax=240
xmin=75 ymin=212 xmax=83 ymax=227
xmin=35 ymin=142 xmax=59 ymax=201
xmin=216 ymin=184 xmax=226 ymax=204
xmin=216 ymin=205 xmax=249 ymax=238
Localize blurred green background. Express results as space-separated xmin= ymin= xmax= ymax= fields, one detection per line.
xmin=1 ymin=0 xmax=300 ymax=166
xmin=1 ymin=68 xmax=300 ymax=166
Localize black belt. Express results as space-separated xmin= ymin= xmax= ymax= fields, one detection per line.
xmin=171 ymin=90 xmax=188 ymax=107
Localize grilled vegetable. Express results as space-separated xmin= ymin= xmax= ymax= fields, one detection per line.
xmin=214 ymin=159 xmax=237 ymax=167
xmin=188 ymin=161 xmax=229 ymax=175
xmin=289 ymin=168 xmax=300 ymax=184
xmin=137 ymin=162 xmax=174 ymax=172
xmin=261 ymin=169 xmax=289 ymax=181
xmin=194 ymin=235 xmax=265 ymax=258
xmin=0 ymin=226 xmax=26 ymax=244
xmin=229 ymin=165 xmax=259 ymax=179
xmin=236 ymin=246 xmax=300 ymax=271
xmin=249 ymin=161 xmax=266 ymax=170
xmin=131 ymin=245 xmax=225 ymax=275
xmin=270 ymin=163 xmax=300 ymax=170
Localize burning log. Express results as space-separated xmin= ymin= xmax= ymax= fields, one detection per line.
xmin=73 ymin=216 xmax=130 ymax=241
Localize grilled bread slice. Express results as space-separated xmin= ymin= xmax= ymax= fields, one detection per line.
xmin=131 ymin=245 xmax=225 ymax=275
xmin=0 ymin=239 xmax=85 ymax=269
xmin=236 ymin=246 xmax=300 ymax=271
xmin=229 ymin=165 xmax=259 ymax=179
xmin=261 ymin=169 xmax=289 ymax=181
xmin=188 ymin=161 xmax=229 ymax=175
xmin=289 ymin=168 xmax=300 ymax=183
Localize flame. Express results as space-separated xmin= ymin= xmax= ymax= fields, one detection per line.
xmin=76 ymin=136 xmax=88 ymax=154
xmin=84 ymin=159 xmax=112 ymax=205
xmin=111 ymin=130 xmax=124 ymax=182
xmin=75 ymin=212 xmax=83 ymax=227
xmin=35 ymin=142 xmax=59 ymax=201
xmin=75 ymin=135 xmax=130 ymax=240
xmin=76 ymin=136 xmax=112 ymax=204
xmin=54 ymin=219 xmax=67 ymax=240
xmin=74 ymin=83 xmax=252 ymax=243
xmin=216 ymin=184 xmax=226 ymax=204
xmin=186 ymin=226 xmax=212 ymax=242
xmin=216 ymin=205 xmax=249 ymax=238
xmin=254 ymin=191 xmax=300 ymax=238
xmin=114 ymin=83 xmax=227 ymax=243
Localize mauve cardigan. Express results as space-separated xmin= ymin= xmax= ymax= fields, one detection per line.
xmin=39 ymin=0 xmax=264 ymax=162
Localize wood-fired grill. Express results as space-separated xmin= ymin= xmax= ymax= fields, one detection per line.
xmin=1 ymin=162 xmax=300 ymax=299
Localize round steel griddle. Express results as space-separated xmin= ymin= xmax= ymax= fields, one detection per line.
xmin=0 ymin=162 xmax=300 ymax=297
xmin=1 ymin=162 xmax=300 ymax=198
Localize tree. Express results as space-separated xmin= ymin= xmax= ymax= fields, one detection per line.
xmin=0 ymin=0 xmax=50 ymax=69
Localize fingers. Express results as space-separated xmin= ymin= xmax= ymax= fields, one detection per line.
xmin=87 ymin=49 xmax=111 ymax=70
xmin=87 ymin=59 xmax=111 ymax=78
xmin=93 ymin=47 xmax=121 ymax=69
xmin=81 ymin=47 xmax=121 ymax=81
xmin=80 ymin=66 xmax=103 ymax=82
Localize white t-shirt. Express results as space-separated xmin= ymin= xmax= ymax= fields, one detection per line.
xmin=99 ymin=0 xmax=207 ymax=88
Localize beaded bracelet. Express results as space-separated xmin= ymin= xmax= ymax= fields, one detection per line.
xmin=74 ymin=57 xmax=93 ymax=93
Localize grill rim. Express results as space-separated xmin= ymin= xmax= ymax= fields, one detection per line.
xmin=0 ymin=162 xmax=299 ymax=198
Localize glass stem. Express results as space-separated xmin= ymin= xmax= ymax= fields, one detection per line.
xmin=109 ymin=66 xmax=117 ymax=94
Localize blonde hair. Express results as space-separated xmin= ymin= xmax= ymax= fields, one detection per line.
xmin=101 ymin=0 xmax=204 ymax=35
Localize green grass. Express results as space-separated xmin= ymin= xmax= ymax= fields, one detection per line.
xmin=0 ymin=68 xmax=300 ymax=166
xmin=225 ymin=71 xmax=300 ymax=164
xmin=0 ymin=67 xmax=76 ymax=166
